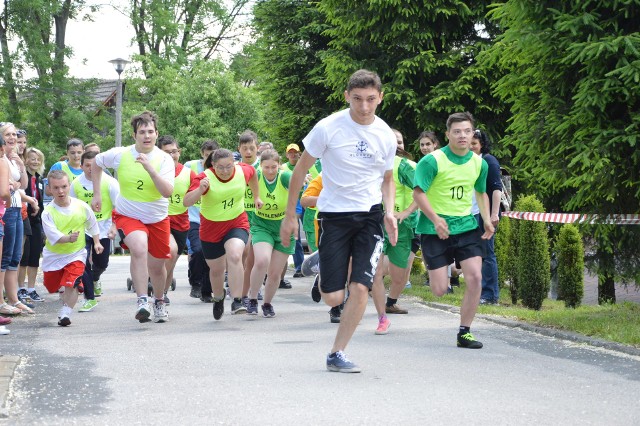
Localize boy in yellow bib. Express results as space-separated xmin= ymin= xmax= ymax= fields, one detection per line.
xmin=158 ymin=135 xmax=196 ymax=304
xmin=42 ymin=170 xmax=102 ymax=327
xmin=70 ymin=151 xmax=119 ymax=312
xmin=91 ymin=111 xmax=175 ymax=323
xmin=413 ymin=111 xmax=494 ymax=349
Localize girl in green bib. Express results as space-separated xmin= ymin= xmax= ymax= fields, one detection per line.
xmin=246 ymin=149 xmax=294 ymax=317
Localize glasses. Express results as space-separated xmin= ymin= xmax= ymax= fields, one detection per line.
xmin=450 ymin=128 xmax=474 ymax=137
xmin=164 ymin=149 xmax=180 ymax=155
xmin=214 ymin=164 xmax=235 ymax=172
xmin=16 ymin=129 xmax=26 ymax=137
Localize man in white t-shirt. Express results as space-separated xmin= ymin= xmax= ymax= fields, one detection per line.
xmin=91 ymin=111 xmax=175 ymax=323
xmin=281 ymin=69 xmax=398 ymax=373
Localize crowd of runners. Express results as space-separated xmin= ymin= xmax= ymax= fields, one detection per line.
xmin=0 ymin=69 xmax=502 ymax=373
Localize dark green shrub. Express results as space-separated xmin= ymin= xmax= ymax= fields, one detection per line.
xmin=495 ymin=216 xmax=514 ymax=290
xmin=556 ymin=224 xmax=584 ymax=308
xmin=515 ymin=195 xmax=551 ymax=310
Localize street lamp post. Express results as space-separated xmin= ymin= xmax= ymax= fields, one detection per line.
xmin=108 ymin=58 xmax=130 ymax=148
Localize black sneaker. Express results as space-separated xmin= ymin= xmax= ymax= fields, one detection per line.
xmin=200 ymin=294 xmax=214 ymax=303
xmin=261 ymin=303 xmax=275 ymax=318
xmin=231 ymin=299 xmax=247 ymax=315
xmin=247 ymin=299 xmax=258 ymax=315
xmin=17 ymin=288 xmax=30 ymax=303
xmin=292 ymin=270 xmax=304 ymax=278
xmin=28 ymin=290 xmax=44 ymax=303
xmin=213 ymin=298 xmax=225 ymax=320
xmin=57 ymin=316 xmax=71 ymax=327
xmin=311 ymin=275 xmax=321 ymax=303
xmin=329 ymin=306 xmax=341 ymax=323
xmin=457 ymin=332 xmax=483 ymax=349
xmin=189 ymin=286 xmax=201 ymax=299
xmin=279 ymin=279 xmax=292 ymax=289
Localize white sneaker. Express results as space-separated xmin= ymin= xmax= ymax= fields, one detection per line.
xmin=153 ymin=300 xmax=169 ymax=323
xmin=0 ymin=326 xmax=9 ymax=335
xmin=135 ymin=297 xmax=151 ymax=323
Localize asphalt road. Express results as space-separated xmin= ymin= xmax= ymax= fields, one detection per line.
xmin=1 ymin=256 xmax=639 ymax=425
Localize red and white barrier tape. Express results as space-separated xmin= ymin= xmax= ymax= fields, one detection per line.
xmin=503 ymin=211 xmax=640 ymax=225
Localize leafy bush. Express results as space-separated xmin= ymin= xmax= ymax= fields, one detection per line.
xmin=515 ymin=195 xmax=551 ymax=310
xmin=556 ymin=224 xmax=584 ymax=308
xmin=495 ymin=216 xmax=514 ymax=290
xmin=411 ymin=250 xmax=426 ymax=276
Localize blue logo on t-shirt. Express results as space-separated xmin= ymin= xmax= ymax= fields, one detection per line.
xmin=352 ymin=140 xmax=373 ymax=159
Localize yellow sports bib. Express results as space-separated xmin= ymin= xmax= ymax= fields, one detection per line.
xmin=44 ymin=200 xmax=87 ymax=254
xmin=168 ymin=166 xmax=191 ymax=216
xmin=117 ymin=150 xmax=163 ymax=202
xmin=200 ymin=167 xmax=245 ymax=221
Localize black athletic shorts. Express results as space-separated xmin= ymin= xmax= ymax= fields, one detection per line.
xmin=201 ymin=228 xmax=249 ymax=260
xmin=317 ymin=204 xmax=384 ymax=293
xmin=170 ymin=228 xmax=188 ymax=256
xmin=420 ymin=228 xmax=484 ymax=270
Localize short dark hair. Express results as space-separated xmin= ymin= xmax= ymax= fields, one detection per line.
xmin=446 ymin=112 xmax=475 ymax=131
xmin=238 ymin=130 xmax=258 ymax=146
xmin=204 ymin=148 xmax=233 ymax=169
xmin=66 ymin=138 xmax=84 ymax=150
xmin=81 ymin=150 xmax=98 ymax=165
xmin=473 ymin=129 xmax=492 ymax=155
xmin=347 ymin=69 xmax=382 ymax=92
xmin=131 ymin=111 xmax=158 ymax=134
xmin=157 ymin=135 xmax=178 ymax=148
xmin=418 ymin=130 xmax=440 ymax=147
xmin=201 ymin=140 xmax=219 ymax=152
xmin=259 ymin=148 xmax=280 ymax=164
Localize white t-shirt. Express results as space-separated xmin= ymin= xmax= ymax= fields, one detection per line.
xmin=70 ymin=173 xmax=120 ymax=238
xmin=7 ymin=158 xmax=21 ymax=207
xmin=303 ymin=108 xmax=396 ymax=212
xmin=95 ymin=145 xmax=174 ymax=224
xmin=41 ymin=198 xmax=100 ymax=271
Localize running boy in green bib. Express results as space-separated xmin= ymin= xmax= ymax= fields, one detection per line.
xmin=413 ymin=111 xmax=494 ymax=349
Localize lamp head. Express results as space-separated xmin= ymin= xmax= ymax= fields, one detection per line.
xmin=109 ymin=58 xmax=130 ymax=76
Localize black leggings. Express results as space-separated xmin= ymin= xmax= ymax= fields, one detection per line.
xmin=20 ymin=220 xmax=44 ymax=268
xmin=82 ymin=236 xmax=112 ymax=299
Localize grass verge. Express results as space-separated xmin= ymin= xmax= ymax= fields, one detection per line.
xmin=404 ymin=275 xmax=640 ymax=348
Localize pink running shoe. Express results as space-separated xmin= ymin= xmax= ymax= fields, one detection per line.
xmin=375 ymin=315 xmax=391 ymax=335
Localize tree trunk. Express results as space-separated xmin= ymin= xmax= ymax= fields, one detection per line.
xmin=597 ymin=248 xmax=616 ymax=304
xmin=0 ymin=1 xmax=19 ymax=118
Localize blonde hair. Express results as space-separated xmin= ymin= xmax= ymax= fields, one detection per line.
xmin=25 ymin=147 xmax=45 ymax=175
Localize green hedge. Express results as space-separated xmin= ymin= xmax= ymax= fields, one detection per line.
xmin=515 ymin=195 xmax=551 ymax=310
xmin=556 ymin=224 xmax=585 ymax=308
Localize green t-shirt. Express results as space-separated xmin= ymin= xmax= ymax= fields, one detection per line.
xmin=414 ymin=145 xmax=488 ymax=235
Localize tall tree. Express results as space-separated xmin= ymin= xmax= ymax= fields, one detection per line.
xmin=250 ymin=0 xmax=336 ymax=147
xmin=130 ymin=0 xmax=251 ymax=77
xmin=318 ymin=0 xmax=506 ymax=152
xmin=0 ymin=0 xmax=19 ymax=118
xmin=485 ymin=1 xmax=640 ymax=301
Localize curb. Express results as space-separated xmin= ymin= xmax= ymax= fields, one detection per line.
xmin=423 ymin=301 xmax=640 ymax=358
xmin=0 ymin=355 xmax=20 ymax=418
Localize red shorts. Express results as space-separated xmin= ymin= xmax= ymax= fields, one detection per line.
xmin=113 ymin=211 xmax=171 ymax=259
xmin=44 ymin=261 xmax=85 ymax=294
